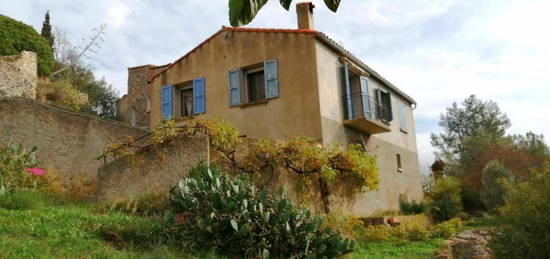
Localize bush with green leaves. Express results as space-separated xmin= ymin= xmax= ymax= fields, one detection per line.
xmin=0 ymin=15 xmax=54 ymax=76
xmin=428 ymin=177 xmax=463 ymax=222
xmin=489 ymin=165 xmax=550 ymax=259
xmin=399 ymin=200 xmax=427 ymax=215
xmin=169 ymin=163 xmax=355 ymax=258
xmin=0 ymin=143 xmax=38 ymax=193
xmin=480 ymin=160 xmax=514 ymax=211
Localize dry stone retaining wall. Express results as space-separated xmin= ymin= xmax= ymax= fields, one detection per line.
xmin=0 ymin=51 xmax=37 ymax=99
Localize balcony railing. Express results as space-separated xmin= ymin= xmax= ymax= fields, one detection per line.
xmin=342 ymin=93 xmax=391 ymax=134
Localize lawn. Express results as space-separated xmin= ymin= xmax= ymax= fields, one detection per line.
xmin=349 ymin=239 xmax=445 ymax=259
xmin=0 ymin=190 xmax=444 ymax=258
xmin=0 ymin=190 xmax=208 ymax=259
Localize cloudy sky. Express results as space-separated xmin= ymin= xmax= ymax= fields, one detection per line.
xmin=3 ymin=0 xmax=549 ymax=172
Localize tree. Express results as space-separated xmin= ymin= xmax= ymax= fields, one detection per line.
xmin=431 ymin=95 xmax=511 ymax=162
xmin=0 ymin=14 xmax=54 ymax=76
xmin=40 ymin=10 xmax=54 ymax=50
xmin=229 ymin=0 xmax=342 ymax=27
xmin=480 ymin=160 xmax=514 ymax=211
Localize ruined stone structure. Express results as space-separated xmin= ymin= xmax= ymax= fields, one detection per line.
xmin=0 ymin=51 xmax=37 ymax=99
xmin=117 ymin=64 xmax=169 ymax=128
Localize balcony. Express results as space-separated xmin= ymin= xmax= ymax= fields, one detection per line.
xmin=343 ymin=93 xmax=391 ymax=134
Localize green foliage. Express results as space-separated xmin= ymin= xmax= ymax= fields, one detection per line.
xmin=37 ymin=79 xmax=86 ymax=111
xmin=428 ymin=177 xmax=463 ymax=222
xmin=0 ymin=143 xmax=38 ymax=192
xmin=169 ymin=163 xmax=355 ymax=258
xmin=431 ymin=218 xmax=463 ymax=239
xmin=480 ymin=160 xmax=514 ymax=211
xmin=98 ymin=192 xmax=170 ymax=216
xmin=489 ymin=165 xmax=550 ymax=259
xmin=51 ymin=65 xmax=120 ymax=119
xmin=228 ymin=0 xmax=341 ymax=27
xmin=0 ymin=15 xmax=54 ymax=76
xmin=510 ymin=131 xmax=550 ymax=158
xmin=399 ymin=200 xmax=427 ymax=215
xmin=431 ymin=95 xmax=511 ymax=162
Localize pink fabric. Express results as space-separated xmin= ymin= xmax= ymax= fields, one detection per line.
xmin=25 ymin=168 xmax=44 ymax=176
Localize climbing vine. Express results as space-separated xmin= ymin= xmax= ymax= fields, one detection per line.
xmin=101 ymin=118 xmax=379 ymax=212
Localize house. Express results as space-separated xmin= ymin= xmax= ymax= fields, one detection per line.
xmin=118 ymin=2 xmax=423 ymax=215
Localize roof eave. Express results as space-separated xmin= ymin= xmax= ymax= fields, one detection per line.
xmin=315 ymin=33 xmax=417 ymax=105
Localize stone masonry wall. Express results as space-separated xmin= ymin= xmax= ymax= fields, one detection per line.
xmin=0 ymin=51 xmax=37 ymax=99
xmin=117 ymin=64 xmax=169 ymax=129
xmin=0 ymin=98 xmax=148 ymax=182
xmin=96 ymin=136 xmax=208 ymax=202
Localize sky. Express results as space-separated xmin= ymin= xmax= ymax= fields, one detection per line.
xmin=2 ymin=0 xmax=549 ymax=172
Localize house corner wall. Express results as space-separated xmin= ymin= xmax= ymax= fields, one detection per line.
xmin=314 ymin=40 xmax=423 ymax=216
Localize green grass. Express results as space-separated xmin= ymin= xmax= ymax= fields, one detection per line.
xmin=349 ymin=239 xmax=445 ymax=259
xmin=0 ymin=190 xmax=219 ymax=258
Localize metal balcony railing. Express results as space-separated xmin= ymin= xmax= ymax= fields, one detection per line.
xmin=343 ymin=93 xmax=391 ymax=123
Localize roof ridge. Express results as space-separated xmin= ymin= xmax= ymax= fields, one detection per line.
xmin=148 ymin=26 xmax=320 ymax=82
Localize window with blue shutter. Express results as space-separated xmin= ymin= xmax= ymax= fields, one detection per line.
xmin=193 ymin=77 xmax=205 ymax=114
xmin=228 ymin=69 xmax=241 ymax=106
xmin=359 ymin=76 xmax=372 ymax=119
xmin=161 ymin=85 xmax=173 ymax=120
xmin=342 ymin=63 xmax=354 ymax=120
xmin=398 ymin=101 xmax=408 ymax=132
xmin=264 ymin=59 xmax=278 ymax=99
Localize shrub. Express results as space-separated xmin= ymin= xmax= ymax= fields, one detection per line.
xmin=428 ymin=177 xmax=463 ymax=222
xmin=489 ymin=165 xmax=550 ymax=258
xmin=0 ymin=15 xmax=54 ymax=76
xmin=0 ymin=143 xmax=38 ymax=192
xmin=169 ymin=163 xmax=355 ymax=258
xmin=400 ymin=200 xmax=427 ymax=215
xmin=431 ymin=218 xmax=463 ymax=239
xmin=321 ymin=212 xmax=366 ymax=240
xmin=361 ymin=223 xmax=430 ymax=242
xmin=36 ymin=79 xmax=88 ymax=112
xmin=480 ymin=160 xmax=514 ymax=211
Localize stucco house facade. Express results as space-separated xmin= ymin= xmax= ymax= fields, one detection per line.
xmin=119 ymin=2 xmax=423 ymax=215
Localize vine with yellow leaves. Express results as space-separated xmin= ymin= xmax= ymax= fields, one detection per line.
xmin=101 ymin=118 xmax=379 ymax=213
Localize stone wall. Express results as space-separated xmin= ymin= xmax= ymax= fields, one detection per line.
xmin=0 ymin=51 xmax=37 ymax=99
xmin=117 ymin=64 xmax=169 ymax=129
xmin=96 ymin=136 xmax=208 ymax=202
xmin=0 ymin=98 xmax=148 ymax=181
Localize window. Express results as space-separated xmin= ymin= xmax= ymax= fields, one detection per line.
xmin=228 ymin=60 xmax=278 ymax=107
xmin=246 ymin=69 xmax=266 ymax=102
xmin=160 ymin=77 xmax=205 ymax=120
xmin=180 ymin=87 xmax=193 ymax=117
xmin=396 ymin=154 xmax=403 ymax=172
xmin=375 ymin=89 xmax=393 ymax=122
xmin=398 ymin=101 xmax=408 ymax=133
xmin=342 ymin=63 xmax=372 ymax=120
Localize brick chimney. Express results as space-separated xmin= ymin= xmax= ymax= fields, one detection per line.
xmin=296 ymin=2 xmax=315 ymax=30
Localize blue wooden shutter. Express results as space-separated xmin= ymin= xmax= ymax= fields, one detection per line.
xmin=343 ymin=63 xmax=353 ymax=120
xmin=359 ymin=76 xmax=372 ymax=119
xmin=160 ymin=85 xmax=173 ymax=120
xmin=228 ymin=69 xmax=241 ymax=106
xmin=264 ymin=59 xmax=279 ymax=98
xmin=193 ymin=77 xmax=205 ymax=114
xmin=385 ymin=91 xmax=393 ymax=121
xmin=398 ymin=101 xmax=407 ymax=132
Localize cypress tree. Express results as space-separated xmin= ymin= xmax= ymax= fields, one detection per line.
xmin=40 ymin=10 xmax=54 ymax=50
